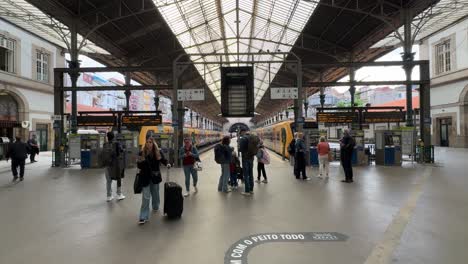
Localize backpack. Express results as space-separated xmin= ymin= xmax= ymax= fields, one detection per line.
xmin=214 ymin=144 xmax=226 ymax=164
xmin=287 ymin=139 xmax=296 ymax=154
xmin=102 ymin=142 xmax=125 ymax=179
xmin=260 ymin=148 xmax=270 ymax=165
xmin=246 ymin=135 xmax=260 ymax=158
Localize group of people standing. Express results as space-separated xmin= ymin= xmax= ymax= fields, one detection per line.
xmin=287 ymin=129 xmax=355 ymax=183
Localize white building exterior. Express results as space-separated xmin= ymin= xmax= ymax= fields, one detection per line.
xmin=419 ymin=17 xmax=468 ymax=147
xmin=0 ymin=18 xmax=66 ymax=151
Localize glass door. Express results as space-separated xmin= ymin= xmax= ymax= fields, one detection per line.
xmin=439 ymin=118 xmax=451 ymax=147
xmin=36 ymin=124 xmax=48 ymax=151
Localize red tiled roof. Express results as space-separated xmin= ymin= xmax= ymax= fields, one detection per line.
xmin=65 ymin=104 xmax=108 ymax=113
xmin=373 ymin=96 xmax=420 ymax=110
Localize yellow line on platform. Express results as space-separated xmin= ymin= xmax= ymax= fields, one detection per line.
xmin=363 ymin=167 xmax=433 ymax=264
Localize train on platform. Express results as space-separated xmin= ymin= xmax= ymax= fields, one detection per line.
xmin=139 ymin=124 xmax=223 ymax=150
xmin=254 ymin=119 xmax=317 ymax=159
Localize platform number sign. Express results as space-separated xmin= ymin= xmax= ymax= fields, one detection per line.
xmin=270 ymin=87 xmax=298 ymax=99
xmin=177 ymin=89 xmax=205 ymax=101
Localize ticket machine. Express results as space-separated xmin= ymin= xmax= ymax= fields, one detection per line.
xmin=375 ymin=130 xmax=402 ymax=166
xmin=80 ymin=133 xmax=104 ymax=168
xmin=303 ymin=122 xmax=320 ymax=166
xmin=116 ymin=132 xmax=138 ymax=168
xmin=352 ymin=130 xmax=368 ymax=166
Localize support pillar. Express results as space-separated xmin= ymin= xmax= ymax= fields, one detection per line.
xmin=124 ymin=72 xmax=131 ymax=112
xmin=53 ymin=70 xmax=65 ymax=167
xmin=402 ymin=8 xmax=415 ymax=127
xmin=69 ymin=20 xmax=79 ymax=134
xmin=319 ymin=74 xmax=325 ymax=108
xmin=420 ymin=62 xmax=432 ymax=161
xmin=173 ymin=64 xmax=186 ymax=167
xmin=349 ymin=66 xmax=356 ymax=108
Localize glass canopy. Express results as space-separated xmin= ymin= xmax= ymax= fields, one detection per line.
xmin=0 ymin=0 xmax=109 ymax=55
xmin=154 ymin=0 xmax=318 ymax=105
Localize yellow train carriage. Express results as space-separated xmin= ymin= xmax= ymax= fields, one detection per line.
xmin=255 ymin=119 xmax=316 ymax=160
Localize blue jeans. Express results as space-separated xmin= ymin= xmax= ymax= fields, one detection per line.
xmin=229 ymin=171 xmax=238 ymax=187
xmin=183 ymin=165 xmax=198 ymax=192
xmin=242 ymin=159 xmax=254 ymax=192
xmin=218 ymin=163 xmax=230 ymax=192
xmin=139 ymin=183 xmax=160 ymax=220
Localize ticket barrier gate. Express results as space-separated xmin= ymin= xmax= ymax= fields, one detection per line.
xmin=375 ymin=130 xmax=402 ymax=166
xmin=80 ymin=134 xmax=104 ymax=168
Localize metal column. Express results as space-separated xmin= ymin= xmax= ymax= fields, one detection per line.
xmin=172 ymin=64 xmax=186 ymax=167
xmin=69 ymin=21 xmax=80 ymax=134
xmin=124 ymin=71 xmax=131 ymax=111
xmin=419 ymin=62 xmax=431 ymax=161
xmin=53 ymin=70 xmax=65 ymax=167
xmin=402 ymin=8 xmax=415 ymax=127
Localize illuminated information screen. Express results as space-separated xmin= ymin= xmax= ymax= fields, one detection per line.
xmin=317 ymin=112 xmax=358 ymax=123
xmin=362 ymin=112 xmax=405 ymax=123
xmin=122 ymin=115 xmax=162 ymax=127
xmin=77 ymin=116 xmax=116 ymax=126
xmin=221 ymin=67 xmax=254 ymax=117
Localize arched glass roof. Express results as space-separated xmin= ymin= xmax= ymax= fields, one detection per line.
xmin=154 ymin=0 xmax=319 ymax=106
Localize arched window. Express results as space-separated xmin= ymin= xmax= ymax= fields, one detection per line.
xmin=0 ymin=94 xmax=18 ymax=121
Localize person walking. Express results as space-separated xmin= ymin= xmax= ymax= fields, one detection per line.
xmin=137 ymin=138 xmax=170 ymax=225
xmin=340 ymin=129 xmax=355 ymax=183
xmin=238 ymin=128 xmax=258 ymax=196
xmin=217 ymin=136 xmax=232 ymax=193
xmin=317 ymin=136 xmax=331 ymax=179
xmin=179 ymin=138 xmax=200 ymax=197
xmin=256 ymin=143 xmax=269 ymax=183
xmin=27 ymin=134 xmax=39 ymax=163
xmin=295 ymin=132 xmax=310 ymax=181
xmin=102 ymin=132 xmax=126 ymax=202
xmin=6 ymin=136 xmax=30 ymax=182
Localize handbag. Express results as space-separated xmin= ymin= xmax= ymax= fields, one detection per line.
xmin=134 ymin=173 xmax=142 ymax=194
xmin=194 ymin=161 xmax=203 ymax=171
xmin=328 ymin=152 xmax=334 ymax=162
xmin=151 ymin=170 xmax=162 ymax=184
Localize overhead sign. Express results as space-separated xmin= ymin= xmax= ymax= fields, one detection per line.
xmin=221 ymin=67 xmax=255 ymax=117
xmin=317 ymin=112 xmax=358 ymax=123
xmin=51 ymin=115 xmax=62 ymax=121
xmin=270 ymin=87 xmax=298 ymax=99
xmin=362 ymin=111 xmax=405 ymax=123
xmin=177 ymin=89 xmax=205 ymax=101
xmin=77 ymin=116 xmax=116 ymax=127
xmin=122 ymin=115 xmax=162 ymax=127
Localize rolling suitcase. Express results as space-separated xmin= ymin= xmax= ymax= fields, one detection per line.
xmin=164 ymin=168 xmax=183 ymax=218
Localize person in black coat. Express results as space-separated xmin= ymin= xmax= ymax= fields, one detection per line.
xmin=137 ymin=137 xmax=170 ymax=225
xmin=6 ymin=136 xmax=30 ymax=181
xmin=340 ymin=129 xmax=355 ymax=183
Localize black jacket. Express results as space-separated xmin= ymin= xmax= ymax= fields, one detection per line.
xmin=6 ymin=141 xmax=30 ymax=160
xmin=137 ymin=151 xmax=168 ymax=187
xmin=340 ymin=135 xmax=355 ymax=160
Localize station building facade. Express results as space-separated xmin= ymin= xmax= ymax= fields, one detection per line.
xmin=0 ymin=18 xmax=66 ymax=151
xmin=420 ymin=17 xmax=468 ymax=147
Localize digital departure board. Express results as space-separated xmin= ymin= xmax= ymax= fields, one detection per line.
xmin=122 ymin=115 xmax=162 ymax=127
xmin=77 ymin=116 xmax=116 ymax=126
xmin=221 ymin=67 xmax=254 ymax=117
xmin=362 ymin=112 xmax=405 ymax=123
xmin=316 ymin=112 xmax=358 ymax=123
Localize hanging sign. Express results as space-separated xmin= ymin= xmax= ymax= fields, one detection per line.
xmin=177 ymin=89 xmax=205 ymax=101
xmin=221 ymin=67 xmax=255 ymax=117
xmin=270 ymin=87 xmax=298 ymax=99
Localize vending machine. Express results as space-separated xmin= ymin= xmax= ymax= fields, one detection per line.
xmin=375 ymin=130 xmax=402 ymax=166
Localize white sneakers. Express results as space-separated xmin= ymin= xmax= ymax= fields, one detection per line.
xmin=107 ymin=194 xmax=125 ymax=202
xmin=183 ymin=192 xmax=190 ymax=197
xmin=194 ymin=186 xmax=198 ymax=193
xmin=241 ymin=192 xmax=251 ymax=196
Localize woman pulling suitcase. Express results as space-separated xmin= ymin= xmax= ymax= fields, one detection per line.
xmin=137 ymin=138 xmax=171 ymax=225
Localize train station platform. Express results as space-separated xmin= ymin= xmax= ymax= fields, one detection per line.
xmin=0 ymin=145 xmax=467 ymax=264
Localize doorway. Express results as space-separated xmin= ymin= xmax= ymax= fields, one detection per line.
xmin=36 ymin=124 xmax=49 ymax=151
xmin=439 ymin=118 xmax=451 ymax=147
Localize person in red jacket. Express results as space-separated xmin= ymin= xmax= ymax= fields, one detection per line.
xmin=317 ymin=136 xmax=331 ymax=179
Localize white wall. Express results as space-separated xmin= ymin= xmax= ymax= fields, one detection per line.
xmin=431 ymin=107 xmax=460 ymax=135
xmin=0 ymin=19 xmax=66 ymax=79
xmin=16 ymin=88 xmax=53 ymax=114
xmin=431 ymin=79 xmax=468 ymax=106
xmin=426 ymin=18 xmax=468 ymax=77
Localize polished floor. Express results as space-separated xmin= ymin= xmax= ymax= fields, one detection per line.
xmin=0 ymin=146 xmax=466 ymax=264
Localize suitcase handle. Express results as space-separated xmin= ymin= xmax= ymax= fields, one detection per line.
xmin=166 ymin=167 xmax=170 ymax=182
